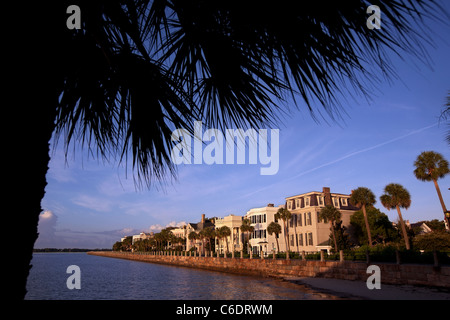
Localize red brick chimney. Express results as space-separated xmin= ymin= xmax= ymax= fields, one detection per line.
xmin=323 ymin=187 xmax=332 ymax=206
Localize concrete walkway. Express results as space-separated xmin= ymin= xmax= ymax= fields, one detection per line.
xmin=285 ymin=277 xmax=450 ymax=300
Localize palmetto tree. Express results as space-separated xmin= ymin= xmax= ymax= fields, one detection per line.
xmin=319 ymin=205 xmax=342 ymax=252
xmin=267 ymin=221 xmax=282 ymax=253
xmin=414 ymin=151 xmax=450 ymax=230
xmin=200 ymin=227 xmax=215 ymax=255
xmin=350 ymin=187 xmax=377 ymax=247
xmin=219 ymin=226 xmax=232 ymax=256
xmin=275 ymin=207 xmax=292 ymax=258
xmin=16 ymin=0 xmax=446 ymax=299
xmin=240 ymin=218 xmax=254 ymax=254
xmin=188 ymin=231 xmax=198 ymax=253
xmin=380 ymin=183 xmax=412 ymax=250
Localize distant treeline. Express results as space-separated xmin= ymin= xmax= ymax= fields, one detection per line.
xmin=33 ymin=248 xmax=112 ymax=252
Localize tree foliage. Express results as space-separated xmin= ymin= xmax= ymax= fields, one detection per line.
xmin=349 ymin=187 xmax=377 ymax=246
xmin=275 ymin=207 xmax=292 ymax=253
xmin=380 ymin=183 xmax=412 ymax=249
xmin=319 ymin=205 xmax=342 ymax=251
xmin=350 ymin=207 xmax=399 ymax=246
xmin=413 ymin=151 xmax=450 ymax=182
xmin=267 ymin=221 xmax=282 ymax=253
xmin=413 ymin=232 xmax=450 ymax=251
xmin=52 ymin=0 xmax=448 ymax=187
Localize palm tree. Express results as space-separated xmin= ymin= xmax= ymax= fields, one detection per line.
xmin=201 ymin=227 xmax=215 ymax=256
xmin=350 ymin=187 xmax=377 ymax=247
xmin=267 ymin=221 xmax=282 ymax=253
xmin=319 ymin=205 xmax=342 ymax=252
xmin=188 ymin=231 xmax=198 ymax=253
xmin=240 ymin=218 xmax=254 ymax=254
xmin=380 ymin=183 xmax=412 ymax=250
xmin=275 ymin=207 xmax=292 ymax=258
xmin=219 ymin=226 xmax=232 ymax=256
xmin=214 ymin=226 xmax=224 ymax=255
xmin=414 ymin=151 xmax=450 ymax=230
xmin=18 ymin=1 xmax=446 ymax=299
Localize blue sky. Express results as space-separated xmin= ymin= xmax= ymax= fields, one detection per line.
xmin=36 ymin=6 xmax=450 ymax=249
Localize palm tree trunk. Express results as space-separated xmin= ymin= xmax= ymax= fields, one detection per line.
xmin=362 ymin=205 xmax=373 ymax=247
xmin=282 ymin=220 xmax=289 ymax=254
xmin=330 ymin=220 xmax=338 ymax=252
xmin=14 ymin=95 xmax=57 ymax=300
xmin=396 ymin=205 xmax=410 ymax=250
xmin=433 ymin=179 xmax=450 ymax=230
xmin=11 ymin=2 xmax=62 ymax=300
xmin=246 ymin=231 xmax=250 ymax=254
xmin=293 ymin=216 xmax=299 ymax=254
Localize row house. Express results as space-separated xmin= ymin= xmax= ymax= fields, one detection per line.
xmin=163 ymin=187 xmax=358 ymax=256
xmin=285 ymin=187 xmax=359 ymax=253
xmin=131 ymin=232 xmax=153 ymax=245
xmin=214 ymin=214 xmax=244 ymax=255
xmin=243 ymin=187 xmax=359 ymax=256
xmin=245 ymin=204 xmax=286 ymax=257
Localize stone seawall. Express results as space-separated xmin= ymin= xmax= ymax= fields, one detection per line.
xmin=88 ymin=251 xmax=450 ymax=288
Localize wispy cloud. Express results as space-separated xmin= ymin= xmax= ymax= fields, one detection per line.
xmin=47 ymin=152 xmax=77 ymax=183
xmin=241 ymin=122 xmax=439 ymax=199
xmin=72 ymin=194 xmax=113 ymax=212
xmin=286 ymin=122 xmax=439 ymax=180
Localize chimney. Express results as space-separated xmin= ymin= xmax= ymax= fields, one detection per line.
xmin=267 ymin=203 xmax=274 ymax=207
xmin=323 ymin=187 xmax=332 ymax=206
xmin=201 ymin=214 xmax=205 ymax=224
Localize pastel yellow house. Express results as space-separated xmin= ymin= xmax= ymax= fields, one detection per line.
xmin=214 ymin=214 xmax=243 ymax=255
xmin=285 ymin=187 xmax=359 ymax=253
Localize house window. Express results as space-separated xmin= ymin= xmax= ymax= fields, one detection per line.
xmin=318 ymin=196 xmax=324 ymax=206
xmin=306 ymin=212 xmax=312 ymax=225
xmin=308 ymin=233 xmax=313 ymax=246
xmin=333 ymin=197 xmax=340 ymax=207
xmin=297 ymin=214 xmax=302 ymax=227
xmin=290 ymin=214 xmax=296 ymax=228
xmin=288 ymin=201 xmax=292 ymax=210
xmin=298 ymin=233 xmax=303 ymax=246
xmin=290 ymin=235 xmax=294 ymax=246
xmin=296 ymin=199 xmax=300 ymax=208
xmin=305 ymin=197 xmax=310 ymax=207
xmin=342 ymin=198 xmax=347 ymax=206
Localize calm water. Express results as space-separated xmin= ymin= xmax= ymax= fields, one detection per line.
xmin=25 ymin=253 xmax=330 ymax=300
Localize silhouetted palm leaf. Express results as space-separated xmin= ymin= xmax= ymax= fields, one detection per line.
xmin=54 ymin=0 xmax=448 ymax=187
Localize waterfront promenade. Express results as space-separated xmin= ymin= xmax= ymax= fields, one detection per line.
xmin=88 ymin=251 xmax=450 ymax=297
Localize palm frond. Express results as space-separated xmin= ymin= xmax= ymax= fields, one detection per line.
xmin=54 ymin=0 xmax=448 ymax=187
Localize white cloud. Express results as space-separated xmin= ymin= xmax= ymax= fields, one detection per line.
xmin=148 ymin=221 xmax=187 ymax=233
xmin=72 ymin=194 xmax=113 ymax=212
xmin=34 ymin=210 xmax=59 ymax=248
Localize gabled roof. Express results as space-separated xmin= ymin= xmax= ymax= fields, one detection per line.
xmin=188 ymin=220 xmax=214 ymax=231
